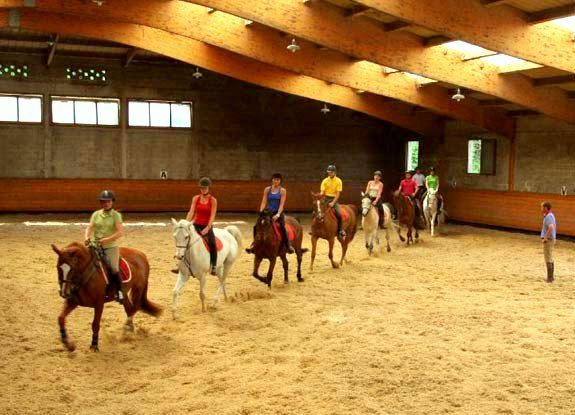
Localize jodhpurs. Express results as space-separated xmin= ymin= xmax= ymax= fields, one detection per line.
xmin=325 ymin=196 xmax=342 ymax=232
xmin=195 ymin=224 xmax=217 ymax=267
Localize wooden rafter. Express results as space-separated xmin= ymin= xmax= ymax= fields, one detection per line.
xmin=383 ymin=20 xmax=410 ymax=32
xmin=179 ymin=0 xmax=575 ymax=123
xmin=0 ymin=0 xmax=516 ymax=137
xmin=0 ymin=9 xmax=444 ymax=136
xmin=349 ymin=0 xmax=575 ymax=73
xmin=533 ymin=75 xmax=575 ymax=87
xmin=123 ymin=47 xmax=138 ymax=67
xmin=345 ymin=5 xmax=370 ymax=18
xmin=45 ymin=33 xmax=58 ymax=67
xmin=528 ymin=4 xmax=575 ymax=24
xmin=480 ymin=0 xmax=510 ymax=7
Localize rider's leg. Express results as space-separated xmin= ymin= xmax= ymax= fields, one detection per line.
xmin=277 ymin=213 xmax=294 ymax=253
xmin=376 ymin=202 xmax=384 ymax=229
xmin=104 ymin=246 xmax=124 ymax=303
xmin=205 ymin=226 xmax=218 ymax=275
xmin=334 ymin=202 xmax=345 ymax=237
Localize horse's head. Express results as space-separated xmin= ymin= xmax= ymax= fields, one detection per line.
xmin=310 ymin=191 xmax=327 ymax=221
xmin=256 ymin=208 xmax=274 ymax=229
xmin=171 ymin=218 xmax=196 ymax=260
xmin=51 ymin=242 xmax=91 ymax=299
xmin=360 ymin=192 xmax=372 ymax=217
xmin=427 ymin=188 xmax=438 ymax=197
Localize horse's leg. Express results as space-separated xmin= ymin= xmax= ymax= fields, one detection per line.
xmin=280 ymin=254 xmax=289 ymax=284
xmin=407 ymin=224 xmax=412 ymax=245
xmin=266 ymin=257 xmax=277 ymax=288
xmin=397 ymin=223 xmax=405 ymax=242
xmin=431 ymin=212 xmax=436 ymax=236
xmin=172 ymin=271 xmax=190 ymax=319
xmin=328 ymin=237 xmax=339 ymax=269
xmin=199 ymin=274 xmax=208 ymax=312
xmin=415 ymin=227 xmax=419 ymax=242
xmin=90 ymin=302 xmax=104 ymax=352
xmin=58 ymin=299 xmax=78 ymax=352
xmin=296 ymin=249 xmax=304 ymax=282
xmin=310 ymin=235 xmax=318 ymax=270
xmin=213 ymin=271 xmax=226 ymax=309
xmin=340 ymin=238 xmax=349 ymax=266
xmin=252 ymin=255 xmax=267 ymax=284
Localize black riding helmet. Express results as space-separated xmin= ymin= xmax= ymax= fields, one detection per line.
xmin=198 ymin=177 xmax=212 ymax=187
xmin=373 ymin=170 xmax=383 ymax=177
xmin=326 ymin=165 xmax=337 ymax=173
xmin=98 ymin=190 xmax=116 ymax=201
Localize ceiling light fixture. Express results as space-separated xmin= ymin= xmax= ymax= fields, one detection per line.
xmin=451 ymin=88 xmax=465 ymax=102
xmin=192 ymin=67 xmax=203 ymax=79
xmin=286 ymin=38 xmax=301 ymax=53
xmin=320 ymin=103 xmax=330 ymax=114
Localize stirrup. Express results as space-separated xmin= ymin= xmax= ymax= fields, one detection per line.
xmin=338 ymin=230 xmax=346 ymax=238
xmin=210 ymin=265 xmax=217 ymax=276
xmin=116 ymin=289 xmax=124 ymax=304
xmin=286 ymin=244 xmax=295 ymax=254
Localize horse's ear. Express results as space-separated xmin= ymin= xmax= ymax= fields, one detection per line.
xmin=171 ymin=218 xmax=178 ymax=226
xmin=51 ymin=244 xmax=61 ymax=256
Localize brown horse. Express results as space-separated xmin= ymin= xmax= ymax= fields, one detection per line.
xmin=51 ymin=242 xmax=162 ymax=352
xmin=310 ymin=192 xmax=358 ymax=269
xmin=393 ymin=191 xmax=419 ymax=245
xmin=252 ymin=209 xmax=308 ymax=287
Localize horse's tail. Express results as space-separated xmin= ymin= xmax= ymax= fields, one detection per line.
xmin=141 ymin=284 xmax=163 ymax=317
xmin=225 ymin=225 xmax=243 ymax=249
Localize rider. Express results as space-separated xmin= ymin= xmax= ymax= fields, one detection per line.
xmin=412 ymin=166 xmax=426 ymax=200
xmin=365 ymin=170 xmax=384 ymax=229
xmin=246 ymin=173 xmax=294 ymax=254
xmin=320 ymin=165 xmax=345 ymax=238
xmin=84 ymin=190 xmax=125 ymax=303
xmin=397 ymin=170 xmax=419 ymax=216
xmin=425 ymin=166 xmax=441 ymax=216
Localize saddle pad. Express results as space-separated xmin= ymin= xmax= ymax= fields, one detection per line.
xmin=119 ymin=258 xmax=132 ymax=283
xmin=202 ymin=236 xmax=223 ymax=252
xmin=273 ymin=222 xmax=295 ymax=242
xmin=329 ymin=207 xmax=349 ymax=221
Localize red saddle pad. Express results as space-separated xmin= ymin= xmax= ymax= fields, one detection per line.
xmin=119 ymin=257 xmax=132 ymax=283
xmin=329 ymin=207 xmax=348 ymax=221
xmin=201 ymin=236 xmax=223 ymax=252
xmin=273 ymin=222 xmax=295 ymax=242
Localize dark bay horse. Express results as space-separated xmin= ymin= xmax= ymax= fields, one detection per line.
xmin=252 ymin=209 xmax=307 ymax=287
xmin=393 ymin=191 xmax=419 ymax=245
xmin=310 ymin=192 xmax=358 ymax=269
xmin=51 ymin=242 xmax=162 ymax=351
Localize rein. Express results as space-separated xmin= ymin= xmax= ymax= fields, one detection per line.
xmin=176 ymin=228 xmax=203 ymax=278
xmin=60 ymin=255 xmax=100 ymax=299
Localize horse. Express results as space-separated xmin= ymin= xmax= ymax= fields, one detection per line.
xmin=423 ymin=188 xmax=444 ymax=236
xmin=51 ymin=242 xmax=163 ymax=352
xmin=310 ymin=192 xmax=358 ymax=269
xmin=392 ymin=191 xmax=419 ymax=245
xmin=360 ymin=193 xmax=394 ymax=255
xmin=171 ymin=219 xmax=242 ymax=316
xmin=251 ymin=209 xmax=308 ymax=287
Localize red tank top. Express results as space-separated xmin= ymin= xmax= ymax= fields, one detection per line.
xmin=194 ymin=196 xmax=213 ymax=226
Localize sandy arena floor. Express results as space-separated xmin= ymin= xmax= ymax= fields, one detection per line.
xmin=0 ymin=213 xmax=574 ymax=415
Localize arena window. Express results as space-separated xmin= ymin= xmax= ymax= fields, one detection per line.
xmin=51 ymin=96 xmax=119 ymax=126
xmin=467 ymin=138 xmax=496 ymax=175
xmin=128 ymin=100 xmax=192 ymax=128
xmin=0 ymin=93 xmax=42 ymax=123
xmin=405 ymin=140 xmax=419 ymax=171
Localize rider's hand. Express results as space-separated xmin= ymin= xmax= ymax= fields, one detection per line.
xmin=371 ymin=201 xmax=377 ymax=206
xmin=273 ymin=214 xmax=279 ymax=221
xmin=201 ymin=227 xmax=210 ymax=236
xmin=328 ymin=201 xmax=335 ymax=208
xmin=84 ymin=239 xmax=91 ymax=246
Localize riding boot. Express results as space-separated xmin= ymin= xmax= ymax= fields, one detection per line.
xmin=546 ymin=262 xmax=554 ymax=283
xmin=378 ymin=215 xmax=384 ymax=229
xmin=111 ymin=272 xmax=125 ymax=303
xmin=245 ymin=243 xmax=255 ymax=254
xmin=279 ymin=224 xmax=295 ymax=254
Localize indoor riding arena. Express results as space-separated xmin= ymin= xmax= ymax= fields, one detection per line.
xmin=2 ymin=1 xmax=575 ymax=414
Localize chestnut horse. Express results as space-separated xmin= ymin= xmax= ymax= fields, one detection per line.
xmin=251 ymin=209 xmax=308 ymax=287
xmin=51 ymin=242 xmax=162 ymax=352
xmin=393 ymin=191 xmax=419 ymax=245
xmin=310 ymin=192 xmax=358 ymax=269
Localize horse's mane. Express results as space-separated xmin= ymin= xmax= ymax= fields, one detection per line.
xmin=64 ymin=241 xmax=88 ymax=253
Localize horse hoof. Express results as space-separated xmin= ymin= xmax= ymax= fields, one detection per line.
xmin=64 ymin=341 xmax=76 ymax=352
xmin=387 ymin=247 xmax=391 ymax=252
xmin=298 ymin=278 xmax=304 ymax=282
xmin=123 ymin=323 xmax=134 ymax=333
xmin=89 ymin=345 xmax=99 ymax=352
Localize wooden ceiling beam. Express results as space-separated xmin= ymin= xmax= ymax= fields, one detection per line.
xmin=533 ymin=74 xmax=575 ymax=87
xmin=528 ymin=4 xmax=575 ymax=24
xmin=123 ymin=47 xmax=138 ymax=67
xmin=180 ymin=0 xmax=575 ymax=123
xmin=480 ymin=0 xmax=510 ymax=7
xmin=0 ymin=1 xmax=516 ymax=137
xmin=345 ymin=5 xmax=370 ymax=18
xmin=350 ymin=0 xmax=575 ymax=73
xmin=0 ymin=9 xmax=443 ymax=136
xmin=383 ymin=20 xmax=410 ymax=32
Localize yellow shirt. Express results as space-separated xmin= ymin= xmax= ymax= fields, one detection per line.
xmin=320 ymin=176 xmax=343 ymax=197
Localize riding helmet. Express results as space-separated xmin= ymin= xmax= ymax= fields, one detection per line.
xmin=198 ymin=177 xmax=212 ymax=187
xmin=98 ymin=190 xmax=116 ymax=201
xmin=373 ymin=170 xmax=383 ymax=177
xmin=429 ymin=166 xmax=435 ymax=171
xmin=326 ymin=165 xmax=337 ymax=173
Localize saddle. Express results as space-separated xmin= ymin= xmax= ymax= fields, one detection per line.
xmin=201 ymin=236 xmax=223 ymax=252
xmin=272 ymin=222 xmax=295 ymax=242
xmin=98 ymin=257 xmax=132 ymax=284
xmin=328 ymin=207 xmax=349 ymax=221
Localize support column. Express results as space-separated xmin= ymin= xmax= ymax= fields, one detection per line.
xmin=43 ymin=94 xmax=52 ymax=178
xmin=120 ymin=92 xmax=128 ymax=178
xmin=507 ymin=127 xmax=517 ymax=192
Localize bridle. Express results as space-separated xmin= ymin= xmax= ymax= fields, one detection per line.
xmin=361 ymin=196 xmax=373 ymax=217
xmin=174 ymin=225 xmax=203 ymax=277
xmin=58 ymin=251 xmax=99 ymax=299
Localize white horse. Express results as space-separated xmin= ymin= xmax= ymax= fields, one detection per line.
xmin=360 ymin=193 xmax=393 ymax=255
xmin=423 ymin=188 xmax=443 ymax=236
xmin=171 ymin=219 xmax=242 ymax=316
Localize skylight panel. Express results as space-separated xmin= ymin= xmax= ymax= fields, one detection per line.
xmin=441 ymin=40 xmax=495 ymax=59
xmin=548 ymin=16 xmax=575 ymax=31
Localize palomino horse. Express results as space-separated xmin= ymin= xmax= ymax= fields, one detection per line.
xmin=251 ymin=209 xmax=308 ymax=287
xmin=423 ymin=188 xmax=444 ymax=236
xmin=310 ymin=192 xmax=358 ymax=269
xmin=393 ymin=191 xmax=419 ymax=245
xmin=360 ymin=193 xmax=394 ymax=255
xmin=51 ymin=242 xmax=162 ymax=352
xmin=171 ymin=219 xmax=242 ymax=315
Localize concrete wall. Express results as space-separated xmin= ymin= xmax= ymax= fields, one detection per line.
xmin=0 ymin=54 xmax=415 ymax=183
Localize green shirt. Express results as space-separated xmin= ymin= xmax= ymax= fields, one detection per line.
xmin=426 ymin=175 xmax=439 ymax=190
xmin=90 ymin=208 xmax=123 ymax=248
